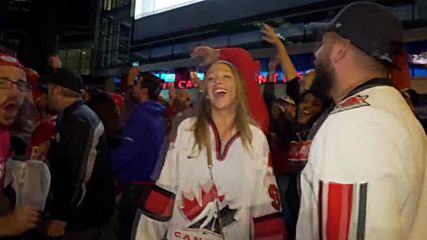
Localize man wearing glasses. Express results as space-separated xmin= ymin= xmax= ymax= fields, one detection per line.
xmin=0 ymin=53 xmax=39 ymax=237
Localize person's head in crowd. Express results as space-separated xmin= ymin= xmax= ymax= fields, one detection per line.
xmin=46 ymin=68 xmax=84 ymax=113
xmin=48 ymin=54 xmax=62 ymax=71
xmin=277 ymin=96 xmax=296 ymax=119
xmin=194 ymin=60 xmax=253 ymax=150
xmin=174 ymin=89 xmax=193 ymax=112
xmin=0 ymin=54 xmax=30 ymax=129
xmin=87 ymin=92 xmax=122 ymax=148
xmin=296 ymin=91 xmax=328 ymax=126
xmin=400 ymin=88 xmax=419 ymax=114
xmin=270 ymin=96 xmax=296 ymax=120
xmin=309 ymin=2 xmax=403 ymax=103
xmin=157 ymin=95 xmax=169 ymax=106
xmin=132 ymin=72 xmax=163 ymax=104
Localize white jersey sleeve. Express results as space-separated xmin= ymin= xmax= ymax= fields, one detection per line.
xmin=249 ymin=129 xmax=287 ymax=239
xmin=133 ymin=130 xmax=180 ymax=239
xmin=298 ymin=107 xmax=415 ymax=240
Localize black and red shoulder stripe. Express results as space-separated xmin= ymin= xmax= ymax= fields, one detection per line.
xmin=139 ymin=185 xmax=175 ymax=222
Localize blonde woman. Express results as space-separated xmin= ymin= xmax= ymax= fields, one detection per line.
xmin=133 ymin=61 xmax=286 ymax=240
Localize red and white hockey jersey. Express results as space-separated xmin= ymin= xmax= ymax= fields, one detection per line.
xmin=133 ymin=118 xmax=286 ymax=240
xmin=297 ymin=84 xmax=427 ymax=240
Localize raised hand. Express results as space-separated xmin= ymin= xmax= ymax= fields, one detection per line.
xmin=261 ymin=24 xmax=282 ymax=47
xmin=191 ymin=46 xmax=220 ymax=67
xmin=190 ymin=70 xmax=204 ymax=90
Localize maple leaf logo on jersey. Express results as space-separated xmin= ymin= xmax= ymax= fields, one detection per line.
xmin=181 ymin=181 xmax=237 ymax=235
xmin=331 ymin=95 xmax=370 ymax=114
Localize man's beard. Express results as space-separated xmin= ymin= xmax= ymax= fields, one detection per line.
xmin=311 ymin=58 xmax=335 ymax=101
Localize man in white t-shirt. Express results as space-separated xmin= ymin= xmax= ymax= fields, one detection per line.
xmin=297 ymin=2 xmax=427 ymax=240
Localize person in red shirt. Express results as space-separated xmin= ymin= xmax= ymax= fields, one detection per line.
xmin=28 ymin=93 xmax=57 ymax=160
xmin=0 ymin=53 xmax=40 ymax=236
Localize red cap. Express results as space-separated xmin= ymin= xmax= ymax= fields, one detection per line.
xmin=0 ymin=53 xmax=25 ymax=69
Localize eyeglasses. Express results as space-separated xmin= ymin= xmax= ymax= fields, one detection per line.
xmin=0 ymin=77 xmax=32 ymax=92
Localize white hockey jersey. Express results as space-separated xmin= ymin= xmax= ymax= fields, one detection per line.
xmin=5 ymin=159 xmax=51 ymax=210
xmin=133 ymin=117 xmax=286 ymax=240
xmin=297 ymin=84 xmax=427 ymax=240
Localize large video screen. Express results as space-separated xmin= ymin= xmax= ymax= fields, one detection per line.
xmin=133 ymin=0 xmax=322 ymax=41
xmin=135 ymin=0 xmax=206 ymax=19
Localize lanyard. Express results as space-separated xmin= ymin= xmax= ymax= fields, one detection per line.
xmin=206 ymin=128 xmax=226 ymax=240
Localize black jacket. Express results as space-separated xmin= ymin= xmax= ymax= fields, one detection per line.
xmin=47 ymin=100 xmax=114 ymax=230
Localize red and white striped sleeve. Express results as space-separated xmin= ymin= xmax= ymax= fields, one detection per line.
xmin=298 ymin=108 xmax=414 ymax=240
xmin=133 ymin=140 xmax=179 ymax=239
xmin=250 ymin=131 xmax=287 ymax=240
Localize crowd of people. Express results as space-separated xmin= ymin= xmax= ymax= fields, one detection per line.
xmin=0 ymin=1 xmax=426 ymax=240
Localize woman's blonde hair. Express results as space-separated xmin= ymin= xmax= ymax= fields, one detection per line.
xmin=193 ymin=60 xmax=253 ymax=153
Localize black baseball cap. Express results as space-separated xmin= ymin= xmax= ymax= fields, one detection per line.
xmin=308 ymin=1 xmax=403 ymax=64
xmin=45 ymin=68 xmax=84 ymax=93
